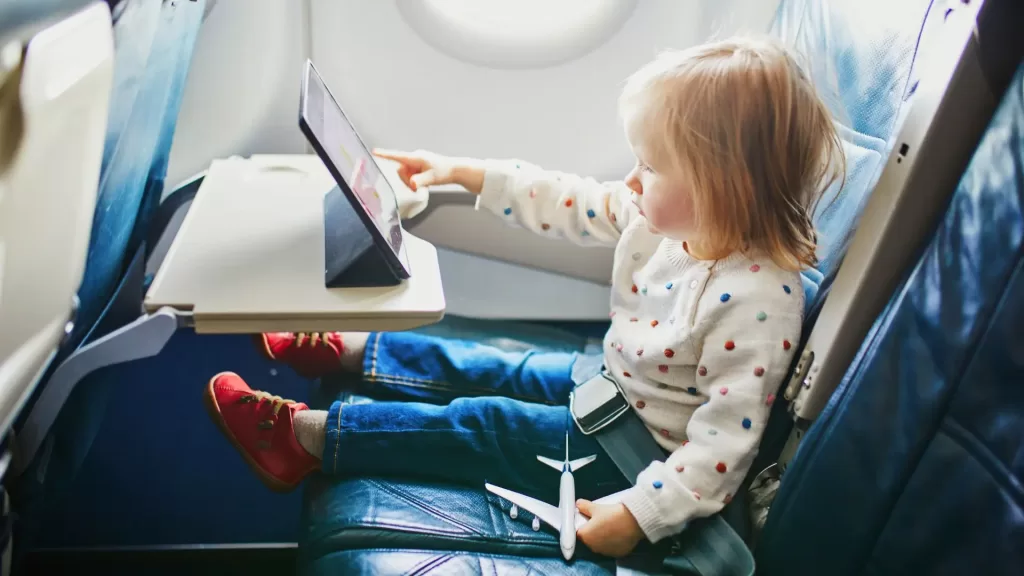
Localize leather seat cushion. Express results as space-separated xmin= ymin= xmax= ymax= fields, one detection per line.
xmin=301 ymin=549 xmax=616 ymax=576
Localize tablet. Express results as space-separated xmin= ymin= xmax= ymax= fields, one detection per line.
xmin=298 ymin=59 xmax=411 ymax=282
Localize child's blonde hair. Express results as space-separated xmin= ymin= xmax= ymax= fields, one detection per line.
xmin=619 ymin=36 xmax=844 ymax=271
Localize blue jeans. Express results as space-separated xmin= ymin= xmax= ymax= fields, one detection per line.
xmin=318 ymin=331 xmax=631 ymax=501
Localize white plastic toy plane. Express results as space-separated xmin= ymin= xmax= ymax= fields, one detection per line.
xmin=485 ymin=433 xmax=629 ymax=560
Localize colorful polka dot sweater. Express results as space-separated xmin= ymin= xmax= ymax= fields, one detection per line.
xmin=476 ymin=159 xmax=804 ymax=543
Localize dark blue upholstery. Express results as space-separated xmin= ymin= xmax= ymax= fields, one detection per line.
xmin=755 ymin=62 xmax=1024 ymax=576
xmin=304 ymin=550 xmax=616 ymax=576
xmin=300 ymin=474 xmax=618 ymax=569
xmin=11 ymin=0 xmax=204 ymax=558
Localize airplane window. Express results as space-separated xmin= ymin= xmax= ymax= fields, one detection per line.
xmin=397 ymin=0 xmax=638 ymax=69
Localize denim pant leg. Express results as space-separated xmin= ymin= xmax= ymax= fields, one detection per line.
xmin=353 ymin=331 xmax=584 ymax=405
xmin=320 ymin=397 xmax=630 ymax=500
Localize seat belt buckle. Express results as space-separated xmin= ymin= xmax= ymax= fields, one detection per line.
xmin=569 ymin=371 xmax=630 ymax=435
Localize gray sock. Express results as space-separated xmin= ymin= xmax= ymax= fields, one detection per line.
xmin=294 ymin=410 xmax=328 ymax=459
xmin=339 ymin=332 xmax=370 ymax=372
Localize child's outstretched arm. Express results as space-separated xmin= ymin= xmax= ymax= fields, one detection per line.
xmin=373 ymin=149 xmax=637 ymax=247
xmin=619 ymin=277 xmax=804 ymax=543
xmin=473 ymin=158 xmax=636 ymax=246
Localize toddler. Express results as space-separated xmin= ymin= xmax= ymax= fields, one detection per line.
xmin=206 ymin=36 xmax=843 ymax=558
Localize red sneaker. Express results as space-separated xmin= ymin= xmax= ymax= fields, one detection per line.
xmin=256 ymin=332 xmax=344 ymax=379
xmin=204 ymin=372 xmax=320 ymax=492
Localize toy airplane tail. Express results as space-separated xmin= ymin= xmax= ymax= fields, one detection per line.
xmin=537 ymin=432 xmax=596 ymax=473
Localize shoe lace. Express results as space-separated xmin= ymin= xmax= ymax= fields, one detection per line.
xmin=237 ymin=390 xmax=295 ymax=416
xmin=292 ymin=332 xmax=334 ymax=349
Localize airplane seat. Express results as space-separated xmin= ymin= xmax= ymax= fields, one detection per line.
xmin=296 ymin=1 xmax=945 ymax=574
xmin=0 ymin=0 xmax=115 ymax=568
xmin=8 ymin=0 xmax=205 ymax=558
xmin=756 ymin=55 xmax=1024 ymax=576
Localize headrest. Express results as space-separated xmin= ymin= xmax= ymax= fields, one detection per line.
xmin=770 ymin=0 xmax=940 ymax=278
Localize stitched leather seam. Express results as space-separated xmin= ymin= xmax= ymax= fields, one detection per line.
xmin=939 ymin=419 xmax=1024 ymax=510
xmin=370 ymin=478 xmax=487 ymax=537
xmin=318 ymin=527 xmax=556 ymax=552
xmin=410 ymin=551 xmax=453 ymax=575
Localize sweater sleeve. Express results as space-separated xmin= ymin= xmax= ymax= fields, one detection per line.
xmin=620 ymin=275 xmax=804 ymax=543
xmin=473 ymin=159 xmax=638 ymax=247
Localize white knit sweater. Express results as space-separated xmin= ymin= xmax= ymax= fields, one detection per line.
xmin=475 ymin=159 xmax=804 ymax=543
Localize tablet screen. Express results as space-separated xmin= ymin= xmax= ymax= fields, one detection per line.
xmin=301 ymin=62 xmax=409 ymax=272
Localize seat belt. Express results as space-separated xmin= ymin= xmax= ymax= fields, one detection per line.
xmin=570 ymin=372 xmax=755 ymax=576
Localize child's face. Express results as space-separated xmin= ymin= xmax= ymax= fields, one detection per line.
xmin=624 ymin=136 xmax=695 ymax=241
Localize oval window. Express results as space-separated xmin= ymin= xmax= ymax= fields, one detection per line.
xmin=397 ymin=0 xmax=639 ymax=69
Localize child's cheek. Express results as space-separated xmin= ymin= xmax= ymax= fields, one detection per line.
xmin=646 ymin=199 xmax=690 ymax=239
xmin=643 ymin=194 xmax=664 ymax=224
xmin=642 ymin=201 xmax=666 ymax=235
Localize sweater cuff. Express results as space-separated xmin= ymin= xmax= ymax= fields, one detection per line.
xmin=620 ymin=486 xmax=676 ymax=544
xmin=474 ymin=164 xmax=513 ymax=215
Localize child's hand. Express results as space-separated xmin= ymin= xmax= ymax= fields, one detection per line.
xmin=372 ymin=148 xmax=485 ymax=194
xmin=576 ymin=499 xmax=645 ymax=558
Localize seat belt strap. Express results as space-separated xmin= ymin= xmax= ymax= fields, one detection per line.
xmin=595 ymin=410 xmax=755 ymax=576
xmin=592 ymin=413 xmax=667 ymax=482
xmin=570 ymin=373 xmax=755 ymax=576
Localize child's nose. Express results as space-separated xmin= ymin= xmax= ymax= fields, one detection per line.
xmin=625 ymin=175 xmax=642 ymax=196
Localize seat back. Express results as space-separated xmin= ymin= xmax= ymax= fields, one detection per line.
xmin=71 ymin=0 xmax=200 ymax=352
xmin=8 ymin=0 xmax=205 ymax=557
xmin=0 ymin=3 xmax=113 ymax=442
xmin=757 ymin=55 xmax=1024 ymax=576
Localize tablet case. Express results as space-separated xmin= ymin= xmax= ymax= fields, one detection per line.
xmin=323 ymin=184 xmax=405 ymax=288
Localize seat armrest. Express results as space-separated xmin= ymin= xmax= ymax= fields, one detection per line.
xmin=402 ymin=184 xmax=477 ymax=228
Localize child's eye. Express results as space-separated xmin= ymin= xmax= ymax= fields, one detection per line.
xmin=634 ymin=158 xmax=654 ymax=174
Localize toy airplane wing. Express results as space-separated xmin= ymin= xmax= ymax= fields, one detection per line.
xmin=485 ymin=483 xmax=632 ymax=532
xmin=484 ymin=482 xmax=561 ymax=530
xmin=569 ymin=455 xmax=597 ymax=471
xmin=536 ymin=454 xmax=597 ymax=472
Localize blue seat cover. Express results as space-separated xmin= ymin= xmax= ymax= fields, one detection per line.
xmin=79 ymin=0 xmax=202 ymax=350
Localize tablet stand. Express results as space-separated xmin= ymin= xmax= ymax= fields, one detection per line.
xmin=323 ymin=184 xmax=404 ymax=288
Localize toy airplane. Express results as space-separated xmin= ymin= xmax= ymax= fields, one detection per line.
xmin=485 ymin=433 xmax=628 ymax=560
